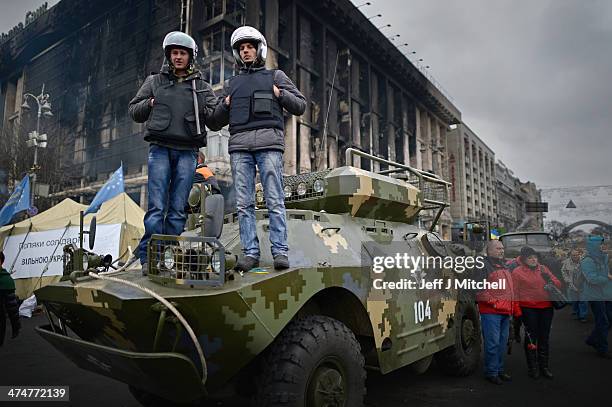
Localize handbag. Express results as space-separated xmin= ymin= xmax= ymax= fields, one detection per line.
xmin=540 ymin=267 xmax=568 ymax=309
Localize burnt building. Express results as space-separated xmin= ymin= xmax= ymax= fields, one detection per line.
xmin=1 ymin=0 xmax=461 ymax=236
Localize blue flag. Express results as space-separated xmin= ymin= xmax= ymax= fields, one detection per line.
xmin=0 ymin=175 xmax=31 ymax=226
xmin=84 ymin=165 xmax=124 ymax=214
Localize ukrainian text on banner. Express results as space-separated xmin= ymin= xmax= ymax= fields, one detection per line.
xmin=4 ymin=224 xmax=122 ymax=279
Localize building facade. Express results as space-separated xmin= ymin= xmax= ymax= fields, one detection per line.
xmin=495 ymin=160 xmax=519 ymax=232
xmin=1 ymin=0 xmax=461 ymax=237
xmin=446 ymin=123 xmax=497 ymax=235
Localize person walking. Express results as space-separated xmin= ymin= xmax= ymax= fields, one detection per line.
xmin=581 ymin=235 xmax=612 ymax=359
xmin=212 ymin=26 xmax=306 ymax=272
xmin=512 ymin=246 xmax=562 ymax=379
xmin=0 ymin=251 xmax=20 ymax=346
xmin=129 ymin=31 xmax=220 ymax=274
xmin=476 ymin=240 xmax=522 ymax=385
xmin=562 ymin=249 xmax=588 ymax=322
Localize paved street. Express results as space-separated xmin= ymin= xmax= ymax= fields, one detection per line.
xmin=0 ymin=307 xmax=609 ymax=407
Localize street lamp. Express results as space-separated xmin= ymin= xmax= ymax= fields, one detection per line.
xmin=356 ymin=1 xmax=372 ymax=8
xmin=376 ymin=23 xmax=391 ymax=30
xmin=367 ymin=13 xmax=382 ymax=20
xmin=21 ymin=83 xmax=53 ymax=204
xmin=387 ymin=34 xmax=400 ymax=40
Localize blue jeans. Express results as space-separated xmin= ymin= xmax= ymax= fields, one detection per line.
xmin=568 ymin=289 xmax=588 ymax=319
xmin=230 ymin=150 xmax=288 ymax=259
xmin=137 ymin=145 xmax=197 ymax=264
xmin=587 ymin=301 xmax=612 ymax=353
xmin=480 ymin=313 xmax=510 ymax=377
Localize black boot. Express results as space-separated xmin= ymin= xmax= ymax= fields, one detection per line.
xmin=538 ymin=348 xmax=553 ymax=379
xmin=525 ymin=347 xmax=539 ymax=379
xmin=235 ymin=256 xmax=259 ymax=272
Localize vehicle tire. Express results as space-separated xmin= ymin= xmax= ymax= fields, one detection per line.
xmin=254 ymin=315 xmax=366 ymax=407
xmin=434 ymin=297 xmax=481 ymax=376
xmin=128 ymin=385 xmax=199 ymax=407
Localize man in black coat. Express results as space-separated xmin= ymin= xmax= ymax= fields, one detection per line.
xmin=128 ymin=31 xmax=221 ymax=274
xmin=0 ymin=251 xmax=20 ymax=346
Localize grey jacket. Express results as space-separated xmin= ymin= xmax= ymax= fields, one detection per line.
xmin=213 ymin=66 xmax=306 ymax=153
xmin=129 ymin=64 xmax=223 ymax=149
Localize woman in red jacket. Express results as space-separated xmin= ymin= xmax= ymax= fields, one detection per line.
xmin=512 ymin=246 xmax=562 ymax=379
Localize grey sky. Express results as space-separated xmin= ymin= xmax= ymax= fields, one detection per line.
xmin=353 ymin=0 xmax=612 ymax=187
xmin=2 ymin=1 xmax=611 ymax=187
xmin=0 ymin=0 xmax=59 ymax=34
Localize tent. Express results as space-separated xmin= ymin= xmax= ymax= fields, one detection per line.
xmin=0 ymin=193 xmax=144 ymax=299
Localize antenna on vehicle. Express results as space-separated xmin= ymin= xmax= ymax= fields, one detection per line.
xmin=321 ymin=49 xmax=340 ymax=167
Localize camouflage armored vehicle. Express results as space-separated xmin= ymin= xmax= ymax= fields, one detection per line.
xmin=35 ymin=148 xmax=481 ymax=406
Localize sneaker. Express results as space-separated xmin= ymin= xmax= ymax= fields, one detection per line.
xmin=273 ymin=255 xmax=290 ymax=270
xmin=579 ymin=318 xmax=588 ymax=323
xmin=498 ymin=372 xmax=512 ymax=382
xmin=235 ymin=256 xmax=259 ymax=272
xmin=141 ymin=262 xmax=148 ymax=276
xmin=485 ymin=376 xmax=503 ymax=385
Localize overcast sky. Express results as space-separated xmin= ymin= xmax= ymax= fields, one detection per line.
xmin=2 ymin=1 xmax=611 ymax=187
xmin=351 ymin=0 xmax=612 ymax=187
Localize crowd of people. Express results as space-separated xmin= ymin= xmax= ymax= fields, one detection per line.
xmin=477 ymin=236 xmax=612 ymax=385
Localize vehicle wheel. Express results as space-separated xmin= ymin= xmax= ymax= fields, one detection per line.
xmin=128 ymin=385 xmax=199 ymax=407
xmin=435 ymin=298 xmax=481 ymax=376
xmin=254 ymin=315 xmax=366 ymax=407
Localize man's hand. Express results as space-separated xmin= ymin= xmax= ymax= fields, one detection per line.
xmin=273 ymin=85 xmax=280 ymax=98
xmin=225 ymin=95 xmax=231 ymax=106
xmin=148 ymin=98 xmax=155 ymax=107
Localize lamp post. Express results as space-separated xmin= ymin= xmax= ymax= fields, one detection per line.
xmin=21 ymin=83 xmax=53 ymax=204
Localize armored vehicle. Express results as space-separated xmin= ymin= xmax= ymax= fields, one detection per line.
xmin=499 ymin=231 xmax=554 ymax=258
xmin=35 ymin=149 xmax=481 ymax=406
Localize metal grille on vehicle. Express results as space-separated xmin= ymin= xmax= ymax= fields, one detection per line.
xmin=148 ymin=235 xmax=227 ymax=288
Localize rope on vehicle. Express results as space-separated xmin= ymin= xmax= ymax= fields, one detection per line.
xmin=87 ymin=271 xmax=207 ymax=386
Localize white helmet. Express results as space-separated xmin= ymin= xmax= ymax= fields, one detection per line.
xmin=162 ymin=31 xmax=198 ymax=63
xmin=230 ymin=26 xmax=267 ymax=66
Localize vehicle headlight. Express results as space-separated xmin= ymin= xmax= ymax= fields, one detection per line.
xmin=283 ymin=185 xmax=292 ymax=198
xmin=211 ymin=251 xmax=222 ymax=272
xmin=297 ymin=182 xmax=307 ymax=196
xmin=256 ymin=190 xmax=265 ymax=204
xmin=313 ymin=179 xmax=325 ymax=193
xmin=163 ymin=247 xmax=175 ymax=269
xmin=188 ymin=184 xmax=202 ymax=207
xmin=82 ymin=254 xmax=89 ymax=270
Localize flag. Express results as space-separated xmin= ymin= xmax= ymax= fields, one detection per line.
xmin=0 ymin=175 xmax=31 ymax=226
xmin=84 ymin=165 xmax=124 ymax=214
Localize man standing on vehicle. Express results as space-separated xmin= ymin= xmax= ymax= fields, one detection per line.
xmin=129 ymin=31 xmax=221 ymax=274
xmin=476 ymin=240 xmax=521 ymax=384
xmin=212 ymin=26 xmax=306 ymax=272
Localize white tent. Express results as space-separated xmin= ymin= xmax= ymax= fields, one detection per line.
xmin=0 ymin=193 xmax=144 ymax=299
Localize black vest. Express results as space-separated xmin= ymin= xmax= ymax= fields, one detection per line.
xmin=145 ymin=74 xmax=205 ymax=148
xmin=228 ymin=69 xmax=284 ymax=134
